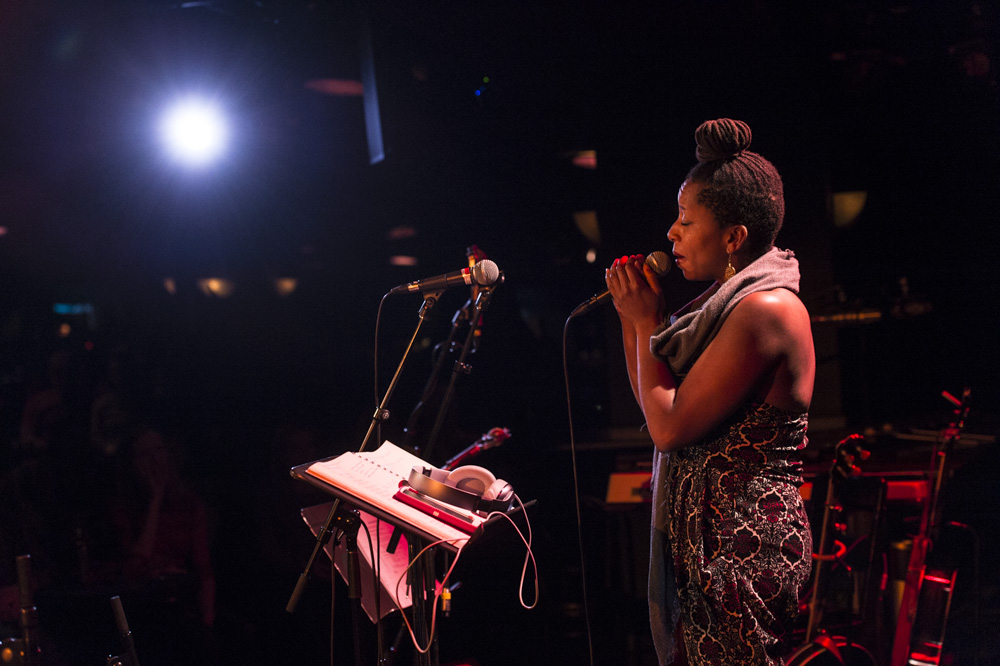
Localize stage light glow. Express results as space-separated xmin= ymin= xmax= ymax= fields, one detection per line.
xmin=274 ymin=278 xmax=298 ymax=296
xmin=159 ymin=98 xmax=229 ymax=167
xmin=387 ymin=225 xmax=417 ymax=240
xmin=832 ymin=190 xmax=867 ymax=228
xmin=304 ymin=78 xmax=364 ymax=96
xmin=571 ymin=150 xmax=597 ymax=169
xmin=573 ymin=210 xmax=601 ymax=245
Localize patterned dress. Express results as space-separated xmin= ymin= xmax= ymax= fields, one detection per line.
xmin=663 ymin=401 xmax=812 ymax=664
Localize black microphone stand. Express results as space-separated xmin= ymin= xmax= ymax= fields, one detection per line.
xmin=419 ymin=282 xmax=499 ymax=462
xmin=334 ymin=507 xmax=366 ymax=665
xmin=401 ymin=297 xmax=475 ymax=451
xmin=286 ymin=291 xmax=444 ymax=617
xmin=106 ymin=596 xmax=140 ymax=666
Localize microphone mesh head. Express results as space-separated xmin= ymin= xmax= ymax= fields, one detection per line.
xmin=471 ymin=259 xmax=501 ymax=286
xmin=646 ymin=251 xmax=672 ymax=276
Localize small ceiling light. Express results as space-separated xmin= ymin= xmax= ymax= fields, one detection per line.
xmin=197 ymin=278 xmax=236 ymax=298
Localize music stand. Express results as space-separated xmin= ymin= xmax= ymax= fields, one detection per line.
xmin=290 ymin=451 xmax=534 ymax=666
xmin=291 ymin=460 xmax=434 ymax=665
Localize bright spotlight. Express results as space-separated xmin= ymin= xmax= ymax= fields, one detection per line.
xmin=159 ymin=98 xmax=229 ymax=167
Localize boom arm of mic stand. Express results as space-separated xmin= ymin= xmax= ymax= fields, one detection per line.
xmin=286 ymin=291 xmax=443 ymax=614
xmin=421 ymin=284 xmax=496 ymax=461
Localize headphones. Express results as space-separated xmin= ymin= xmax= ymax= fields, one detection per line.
xmin=406 ymin=465 xmax=514 ymax=515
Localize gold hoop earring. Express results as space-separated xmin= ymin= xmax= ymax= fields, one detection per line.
xmin=724 ymin=253 xmax=736 ymax=282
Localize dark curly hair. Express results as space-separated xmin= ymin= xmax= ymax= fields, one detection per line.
xmin=686 ymin=118 xmax=784 ymax=258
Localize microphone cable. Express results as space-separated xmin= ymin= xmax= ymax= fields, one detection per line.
xmin=560 ymin=251 xmax=667 ymax=666
xmin=561 ymin=315 xmax=596 ymax=666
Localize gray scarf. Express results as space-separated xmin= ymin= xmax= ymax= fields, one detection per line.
xmin=650 ymin=247 xmax=801 ymax=378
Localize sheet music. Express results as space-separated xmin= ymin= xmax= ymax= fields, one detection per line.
xmin=305 ymin=440 xmax=482 ymax=543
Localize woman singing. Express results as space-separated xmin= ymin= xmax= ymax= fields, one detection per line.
xmin=606 ymin=118 xmax=815 ymax=664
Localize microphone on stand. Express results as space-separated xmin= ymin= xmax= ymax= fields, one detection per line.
xmin=389 ymin=259 xmax=501 ymax=295
xmin=571 ymin=251 xmax=672 ymax=317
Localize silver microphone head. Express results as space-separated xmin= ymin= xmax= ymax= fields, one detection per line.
xmin=645 ymin=251 xmax=672 ymax=276
xmin=470 ymin=259 xmax=501 ymax=286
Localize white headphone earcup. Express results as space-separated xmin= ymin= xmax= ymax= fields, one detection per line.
xmin=483 ymin=478 xmax=512 ymax=502
xmin=446 ymin=465 xmax=496 ymax=495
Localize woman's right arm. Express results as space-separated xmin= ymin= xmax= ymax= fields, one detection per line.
xmin=610 ymin=255 xmax=664 ymax=409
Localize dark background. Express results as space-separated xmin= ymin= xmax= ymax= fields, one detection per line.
xmin=1 ymin=1 xmax=998 ymax=664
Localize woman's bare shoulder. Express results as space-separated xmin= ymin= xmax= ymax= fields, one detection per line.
xmin=734 ymin=288 xmax=809 ymax=322
xmin=727 ymin=289 xmax=812 ymax=347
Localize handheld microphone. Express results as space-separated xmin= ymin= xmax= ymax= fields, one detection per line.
xmin=571 ymin=251 xmax=672 ymax=317
xmin=390 ymin=259 xmax=501 ymax=295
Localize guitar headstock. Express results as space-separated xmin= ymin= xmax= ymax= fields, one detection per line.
xmin=941 ymin=387 xmax=972 ymax=443
xmin=941 ymin=387 xmax=971 ymax=411
xmin=481 ymin=427 xmax=511 ymax=450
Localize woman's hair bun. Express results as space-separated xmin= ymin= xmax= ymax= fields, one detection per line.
xmin=695 ymin=118 xmax=752 ymax=162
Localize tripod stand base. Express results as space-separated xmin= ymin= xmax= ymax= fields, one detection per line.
xmin=301 ymin=502 xmax=412 ymax=622
xmin=786 ymin=635 xmax=877 ymax=665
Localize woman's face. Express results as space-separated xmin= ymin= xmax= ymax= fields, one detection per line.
xmin=667 ymin=180 xmax=730 ymax=282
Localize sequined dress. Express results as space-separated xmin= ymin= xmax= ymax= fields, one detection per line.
xmin=662 ymin=401 xmax=812 ymax=664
